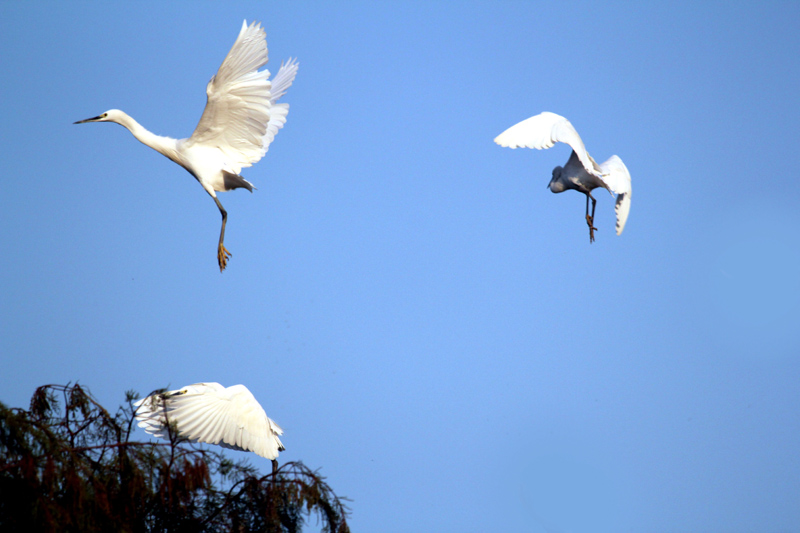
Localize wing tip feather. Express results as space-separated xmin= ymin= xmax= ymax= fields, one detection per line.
xmin=615 ymin=191 xmax=631 ymax=235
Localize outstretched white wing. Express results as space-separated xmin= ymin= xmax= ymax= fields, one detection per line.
xmin=494 ymin=112 xmax=601 ymax=176
xmin=186 ymin=21 xmax=297 ymax=174
xmin=597 ymin=155 xmax=632 ymax=235
xmin=134 ymin=382 xmax=284 ymax=460
xmin=259 ymin=58 xmax=299 ymax=157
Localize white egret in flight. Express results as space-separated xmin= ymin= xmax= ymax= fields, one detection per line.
xmin=135 ymin=382 xmax=285 ymax=472
xmin=75 ymin=20 xmax=298 ymax=271
xmin=494 ymin=112 xmax=631 ymax=242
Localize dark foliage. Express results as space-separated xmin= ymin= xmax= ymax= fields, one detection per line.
xmin=0 ymin=384 xmax=349 ymax=533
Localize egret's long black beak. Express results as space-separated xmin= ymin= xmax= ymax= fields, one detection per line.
xmin=74 ymin=115 xmax=103 ymax=124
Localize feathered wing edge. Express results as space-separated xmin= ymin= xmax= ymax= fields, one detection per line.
xmin=597 ymin=155 xmax=632 ymax=235
xmin=187 ymin=20 xmax=272 ymax=171
xmin=615 ymin=191 xmax=631 ymax=235
xmin=213 ymin=20 xmax=269 ymax=88
xmin=493 ymin=112 xmax=601 ymax=175
xmin=259 ymin=58 xmax=299 ymax=157
xmin=218 ymin=416 xmax=285 ymax=455
xmin=133 ymin=390 xmax=174 ymax=439
xmin=270 ymin=58 xmax=299 ymax=103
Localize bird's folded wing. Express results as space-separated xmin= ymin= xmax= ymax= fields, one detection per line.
xmin=494 ymin=112 xmax=601 ymax=176
xmin=597 ymin=155 xmax=632 ymax=235
xmin=187 ymin=20 xmax=273 ymax=172
xmin=162 ymin=383 xmax=250 ymax=446
xmin=224 ymin=384 xmax=284 ymax=458
xmin=135 ymin=382 xmax=283 ymax=459
xmin=135 ymin=383 xmax=228 ymax=440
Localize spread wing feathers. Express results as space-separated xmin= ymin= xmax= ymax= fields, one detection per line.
xmin=259 ymin=58 xmax=299 ymax=157
xmin=134 ymin=382 xmax=284 ymax=460
xmin=494 ymin=112 xmax=602 ymax=175
xmin=597 ymin=155 xmax=632 ymax=235
xmin=269 ymin=58 xmax=299 ymax=103
xmin=187 ymin=20 xmax=275 ymax=173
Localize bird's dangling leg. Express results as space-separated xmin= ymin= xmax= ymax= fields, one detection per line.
xmin=214 ymin=196 xmax=231 ymax=271
xmin=585 ymin=193 xmax=598 ymax=243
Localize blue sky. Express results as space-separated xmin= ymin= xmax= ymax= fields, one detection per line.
xmin=2 ymin=1 xmax=800 ymax=531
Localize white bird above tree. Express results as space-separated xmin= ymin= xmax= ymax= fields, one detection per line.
xmin=75 ymin=20 xmax=298 ymax=271
xmin=134 ymin=382 xmax=285 ymax=472
xmin=494 ymin=112 xmax=631 ymax=243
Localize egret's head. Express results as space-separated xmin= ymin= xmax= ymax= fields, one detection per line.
xmin=547 ymin=166 xmax=565 ymax=193
xmin=73 ymin=109 xmax=123 ymax=124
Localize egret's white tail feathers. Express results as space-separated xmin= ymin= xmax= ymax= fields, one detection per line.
xmin=270 ymin=58 xmax=299 ymax=103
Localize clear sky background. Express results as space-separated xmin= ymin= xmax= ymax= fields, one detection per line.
xmin=2 ymin=1 xmax=799 ymax=531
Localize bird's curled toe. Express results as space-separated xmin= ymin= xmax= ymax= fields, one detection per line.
xmin=218 ymin=244 xmax=232 ymax=272
xmin=586 ymin=215 xmax=598 ymax=243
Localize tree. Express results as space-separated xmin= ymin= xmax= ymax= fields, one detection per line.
xmin=0 ymin=384 xmax=349 ymax=533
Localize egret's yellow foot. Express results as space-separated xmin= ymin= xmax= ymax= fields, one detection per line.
xmin=218 ymin=243 xmax=231 ymax=272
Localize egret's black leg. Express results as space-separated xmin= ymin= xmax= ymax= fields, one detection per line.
xmin=585 ymin=193 xmax=598 ymax=243
xmin=214 ymin=196 xmax=231 ymax=271
xmin=272 ymin=459 xmax=279 ymax=476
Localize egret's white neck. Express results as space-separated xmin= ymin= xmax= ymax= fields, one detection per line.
xmin=112 ymin=111 xmax=182 ymax=165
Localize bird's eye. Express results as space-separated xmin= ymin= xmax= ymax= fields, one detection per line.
xmin=102 ymin=113 xmax=108 ymax=118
